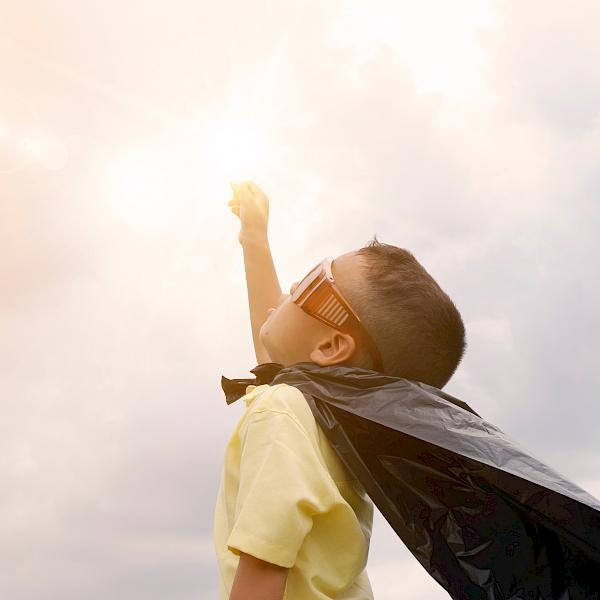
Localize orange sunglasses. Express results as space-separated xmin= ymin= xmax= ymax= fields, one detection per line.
xmin=290 ymin=256 xmax=384 ymax=372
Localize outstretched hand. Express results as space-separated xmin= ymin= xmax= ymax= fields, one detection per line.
xmin=228 ymin=180 xmax=270 ymax=245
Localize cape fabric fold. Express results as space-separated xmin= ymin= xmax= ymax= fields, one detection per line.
xmin=221 ymin=362 xmax=600 ymax=599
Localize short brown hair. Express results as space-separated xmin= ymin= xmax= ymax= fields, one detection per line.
xmin=349 ymin=236 xmax=466 ymax=388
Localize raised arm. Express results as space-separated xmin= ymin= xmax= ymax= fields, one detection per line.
xmin=228 ymin=181 xmax=282 ymax=365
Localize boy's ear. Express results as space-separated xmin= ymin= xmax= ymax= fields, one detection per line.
xmin=309 ymin=331 xmax=356 ymax=366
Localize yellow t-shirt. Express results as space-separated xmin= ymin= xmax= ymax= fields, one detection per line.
xmin=214 ymin=382 xmax=375 ymax=600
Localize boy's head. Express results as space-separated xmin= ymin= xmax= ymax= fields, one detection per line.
xmin=259 ymin=237 xmax=466 ymax=388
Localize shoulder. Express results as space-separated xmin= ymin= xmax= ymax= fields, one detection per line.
xmin=249 ymin=383 xmax=320 ymax=444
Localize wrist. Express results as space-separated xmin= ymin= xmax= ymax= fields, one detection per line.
xmin=239 ymin=232 xmax=269 ymax=249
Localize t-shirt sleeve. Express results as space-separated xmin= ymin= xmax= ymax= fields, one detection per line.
xmin=226 ymin=408 xmax=337 ymax=568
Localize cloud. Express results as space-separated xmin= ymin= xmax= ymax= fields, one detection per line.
xmin=369 ymin=559 xmax=446 ymax=600
xmin=1 ymin=1 xmax=599 ymax=599
xmin=493 ymin=0 xmax=600 ymax=133
xmin=368 ymin=508 xmax=449 ymax=599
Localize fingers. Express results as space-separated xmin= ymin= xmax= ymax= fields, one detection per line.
xmin=234 ymin=180 xmax=263 ymax=197
xmin=247 ymin=181 xmax=261 ymax=195
xmin=229 ymin=180 xmax=249 ymax=199
xmin=228 ymin=181 xmax=241 ymax=219
xmin=228 ymin=181 xmax=242 ymax=207
xmin=228 ymin=180 xmax=263 ymax=212
xmin=228 ymin=180 xmax=254 ymax=204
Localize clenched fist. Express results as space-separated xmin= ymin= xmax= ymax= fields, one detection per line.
xmin=228 ymin=180 xmax=270 ymax=245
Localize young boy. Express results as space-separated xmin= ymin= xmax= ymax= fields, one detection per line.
xmin=214 ymin=180 xmax=466 ymax=600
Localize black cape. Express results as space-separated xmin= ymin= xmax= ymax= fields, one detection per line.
xmin=221 ymin=361 xmax=600 ymax=599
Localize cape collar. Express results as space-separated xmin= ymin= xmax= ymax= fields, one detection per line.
xmin=220 ymin=362 xmax=286 ymax=405
xmin=221 ymin=361 xmax=481 ymax=417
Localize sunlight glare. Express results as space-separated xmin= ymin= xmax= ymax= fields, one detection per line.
xmin=187 ymin=98 xmax=277 ymax=189
xmin=103 ymin=67 xmax=286 ymax=235
xmin=207 ymin=117 xmax=273 ymax=182
xmin=105 ymin=148 xmax=177 ymax=234
xmin=19 ymin=138 xmax=43 ymax=157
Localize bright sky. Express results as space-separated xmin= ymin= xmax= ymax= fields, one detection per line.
xmin=2 ymin=1 xmax=600 ymax=598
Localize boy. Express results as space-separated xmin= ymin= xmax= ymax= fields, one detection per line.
xmin=213 ymin=180 xmax=466 ymax=600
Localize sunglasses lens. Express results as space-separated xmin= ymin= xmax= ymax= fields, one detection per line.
xmin=313 ymin=292 xmax=349 ymax=327
xmin=291 ymin=263 xmax=322 ymax=300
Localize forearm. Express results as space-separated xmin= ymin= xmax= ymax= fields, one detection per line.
xmin=240 ymin=235 xmax=282 ymax=365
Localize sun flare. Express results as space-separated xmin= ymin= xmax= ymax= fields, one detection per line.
xmin=200 ymin=115 xmax=275 ymax=183
xmin=104 ymin=147 xmax=178 ymax=234
xmin=103 ymin=117 xmax=278 ymax=233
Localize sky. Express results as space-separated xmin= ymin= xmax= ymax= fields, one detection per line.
xmin=1 ymin=1 xmax=599 ymax=598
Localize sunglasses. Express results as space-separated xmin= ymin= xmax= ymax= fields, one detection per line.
xmin=290 ymin=256 xmax=384 ymax=372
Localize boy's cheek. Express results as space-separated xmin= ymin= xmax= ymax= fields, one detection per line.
xmin=261 ymin=311 xmax=292 ymax=347
xmin=259 ymin=316 xmax=280 ymax=345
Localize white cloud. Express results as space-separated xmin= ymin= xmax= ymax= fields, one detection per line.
xmin=369 ymin=560 xmax=445 ymax=600
xmin=1 ymin=2 xmax=599 ymax=599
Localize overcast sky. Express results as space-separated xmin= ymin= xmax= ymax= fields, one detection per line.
xmin=1 ymin=1 xmax=599 ymax=598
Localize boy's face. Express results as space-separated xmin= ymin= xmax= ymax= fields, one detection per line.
xmin=259 ymin=251 xmax=367 ymax=368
